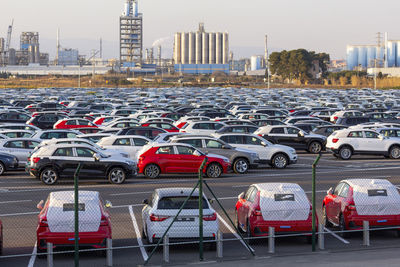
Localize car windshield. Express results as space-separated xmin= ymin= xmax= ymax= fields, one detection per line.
xmin=157 ymin=196 xmax=209 ymax=209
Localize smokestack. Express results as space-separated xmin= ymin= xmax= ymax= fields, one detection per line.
xmin=158 ymin=45 xmax=161 ymax=66
xmin=384 ymin=32 xmax=388 ymax=68
xmin=100 ymin=38 xmax=102 ymax=59
xmin=56 ymin=28 xmax=60 ymax=65
xmin=264 ymin=35 xmax=268 ymax=65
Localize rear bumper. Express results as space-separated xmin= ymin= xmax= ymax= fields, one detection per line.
xmin=251 ymin=220 xmax=314 ymax=236
xmin=345 ymin=214 xmax=400 ymax=229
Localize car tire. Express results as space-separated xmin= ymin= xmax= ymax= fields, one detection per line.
xmin=339 ymin=146 xmax=352 ymax=160
xmin=233 ymin=158 xmax=249 ymax=174
xmin=322 ymin=205 xmax=333 ymax=228
xmin=0 ymin=162 xmax=5 ymax=176
xmin=40 ymin=168 xmax=59 ymax=185
xmin=308 ymin=141 xmax=322 ymax=154
xmin=271 ymin=153 xmax=288 ymax=169
xmin=389 ymin=146 xmax=400 ymax=159
xmin=206 ymin=163 xmax=223 ymax=178
xmin=108 ymin=167 xmax=126 ymax=184
xmin=144 ymin=164 xmax=160 ymax=179
xmin=339 ymin=214 xmax=350 ymax=238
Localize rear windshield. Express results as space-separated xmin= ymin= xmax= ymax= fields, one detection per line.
xmin=158 ymin=196 xmax=209 ymax=209
xmin=274 ymin=194 xmax=295 ymax=201
xmin=367 ymin=189 xmax=388 ymax=197
xmin=63 ymin=203 xmax=85 ymax=211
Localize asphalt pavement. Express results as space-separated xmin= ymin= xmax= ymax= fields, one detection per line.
xmin=1 ymin=152 xmax=400 ymax=267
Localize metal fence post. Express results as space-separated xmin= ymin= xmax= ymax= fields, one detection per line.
xmin=47 ymin=242 xmax=53 ymax=267
xmin=268 ymin=227 xmax=275 ymax=253
xmin=318 ymin=224 xmax=324 ymax=250
xmin=216 ymin=230 xmax=223 ymax=258
xmin=106 ymin=238 xmax=112 ymax=267
xmin=363 ymin=221 xmax=370 ymax=246
xmin=163 ymin=234 xmax=169 ymax=263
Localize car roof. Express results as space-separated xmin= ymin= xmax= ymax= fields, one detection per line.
xmin=253 ymin=183 xmax=304 ymax=192
xmin=155 ymin=188 xmax=202 ymax=197
xmin=49 ymin=190 xmax=99 ymax=204
xmin=342 ymin=179 xmax=393 ymax=189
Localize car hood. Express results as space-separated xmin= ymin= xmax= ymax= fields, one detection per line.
xmin=234 ymin=147 xmax=257 ymax=154
xmin=206 ymin=153 xmax=230 ymax=161
xmin=271 ymin=144 xmax=296 ymax=153
xmin=306 ymin=133 xmax=326 ymax=139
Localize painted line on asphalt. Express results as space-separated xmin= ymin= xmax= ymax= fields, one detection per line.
xmin=0 ymin=211 xmax=39 ymax=217
xmin=324 ymin=227 xmax=350 ymax=244
xmin=217 ymin=214 xmax=255 ymax=253
xmin=109 ymin=191 xmax=153 ymax=196
xmin=0 ymin=200 xmax=32 ymax=204
xmin=27 ymin=241 xmax=37 ymax=267
xmin=111 ymin=204 xmax=144 ymax=208
xmin=128 ymin=205 xmax=148 ymax=261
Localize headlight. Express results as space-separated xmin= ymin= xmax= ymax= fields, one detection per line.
xmin=223 ymin=158 xmax=230 ymax=163
xmin=290 ymin=149 xmax=296 ymax=154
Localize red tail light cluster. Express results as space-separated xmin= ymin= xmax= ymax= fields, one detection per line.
xmin=150 ymin=214 xmax=169 ymax=222
xmin=332 ymin=138 xmax=339 ymax=143
xmin=32 ymin=157 xmax=40 ymax=163
xmin=39 ymin=217 xmax=48 ymax=227
xmin=253 ymin=208 xmax=262 ymax=216
xmin=100 ymin=216 xmax=109 ymax=226
xmin=203 ymin=212 xmax=217 ymax=221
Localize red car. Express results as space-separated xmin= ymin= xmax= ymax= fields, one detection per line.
xmin=54 ymin=118 xmax=98 ymax=129
xmin=93 ymin=116 xmax=119 ymax=126
xmin=323 ymin=179 xmax=400 ymax=237
xmin=36 ymin=191 xmax=112 ymax=254
xmin=236 ymin=183 xmax=316 ymax=243
xmin=137 ymin=143 xmax=230 ymax=178
xmin=141 ymin=122 xmax=179 ymax=132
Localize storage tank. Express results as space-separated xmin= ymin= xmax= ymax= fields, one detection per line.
xmin=202 ymin=32 xmax=209 ymax=64
xmin=215 ymin=33 xmax=223 ymax=64
xmin=387 ymin=41 xmax=397 ymax=67
xmin=195 ymin=32 xmax=202 ymax=64
xmin=251 ymin=55 xmax=262 ymax=71
xmin=28 ymin=45 xmax=35 ymax=64
xmin=366 ymin=46 xmax=376 ymax=68
xmin=34 ymin=45 xmax=40 ymax=64
xmin=181 ymin=33 xmax=189 ymax=64
xmin=209 ymin=33 xmax=216 ymax=64
xmin=188 ymin=32 xmax=195 ymax=64
xmin=346 ymin=45 xmax=358 ymax=70
xmin=357 ymin=46 xmax=367 ymax=68
xmin=174 ymin=33 xmax=182 ymax=64
xmin=376 ymin=46 xmax=385 ymax=62
xmin=396 ymin=41 xmax=400 ymax=67
xmin=222 ymin=32 xmax=229 ymax=64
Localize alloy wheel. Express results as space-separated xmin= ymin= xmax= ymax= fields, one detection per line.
xmin=309 ymin=142 xmax=322 ymax=153
xmin=109 ymin=168 xmax=126 ymax=184
xmin=273 ymin=154 xmax=288 ymax=169
xmin=41 ymin=169 xmax=57 ymax=185
xmin=234 ymin=159 xmax=248 ymax=174
xmin=390 ymin=147 xmax=400 ymax=159
xmin=207 ymin=164 xmax=222 ymax=178
xmin=145 ymin=165 xmax=160 ymax=179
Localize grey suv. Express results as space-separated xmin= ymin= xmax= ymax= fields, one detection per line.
xmin=170 ymin=136 xmax=260 ymax=174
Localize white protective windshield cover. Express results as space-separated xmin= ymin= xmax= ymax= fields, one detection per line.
xmin=47 ymin=191 xmax=101 ymax=233
xmin=258 ymin=183 xmax=310 ymax=221
xmin=348 ymin=179 xmax=400 ymax=216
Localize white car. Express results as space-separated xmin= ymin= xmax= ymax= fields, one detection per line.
xmin=0 ymin=138 xmax=41 ymax=167
xmin=141 ymin=188 xmax=218 ymax=247
xmin=180 ymin=121 xmax=226 ymax=135
xmin=31 ymin=129 xmax=80 ymax=140
xmin=214 ymin=133 xmax=297 ymax=169
xmin=326 ymin=128 xmax=400 ymax=160
xmin=0 ymin=130 xmax=33 ymax=138
xmin=97 ymin=135 xmax=151 ymax=160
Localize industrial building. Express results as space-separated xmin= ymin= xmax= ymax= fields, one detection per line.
xmin=120 ymin=0 xmax=143 ymax=67
xmin=57 ymin=48 xmax=79 ymax=66
xmin=173 ymin=23 xmax=229 ymax=74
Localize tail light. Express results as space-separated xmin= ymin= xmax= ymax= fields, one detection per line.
xmin=29 ymin=123 xmax=34 ymax=126
xmin=100 ymin=216 xmax=109 ymax=226
xmin=203 ymin=212 xmax=217 ymax=221
xmin=150 ymin=214 xmax=169 ymax=222
xmin=181 ymin=130 xmax=186 ymax=133
xmin=332 ymin=138 xmax=339 ymax=143
xmin=39 ymin=217 xmax=48 ymax=227
xmin=32 ymin=157 xmax=40 ymax=163
xmin=333 ymin=116 xmax=338 ymax=121
xmin=347 ymin=205 xmax=356 ymax=211
xmin=138 ymin=156 xmax=145 ymax=161
xmin=289 ymin=109 xmax=295 ymax=113
xmin=253 ymin=208 xmax=262 ymax=216
xmin=258 ymin=134 xmax=262 ymax=137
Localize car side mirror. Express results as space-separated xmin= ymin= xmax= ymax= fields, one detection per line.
xmin=238 ymin=192 xmax=245 ymax=200
xmin=298 ymin=131 xmax=305 ymax=137
xmin=222 ymin=145 xmax=231 ymax=149
xmin=193 ymin=150 xmax=202 ymax=156
xmin=93 ymin=153 xmax=101 ymax=162
xmin=378 ymin=135 xmax=384 ymax=140
xmin=37 ymin=200 xmax=44 ymax=210
xmin=261 ymin=141 xmax=267 ymax=147
xmin=104 ymin=200 xmax=112 ymax=208
xmin=327 ymin=187 xmax=333 ymax=195
xmin=142 ymin=199 xmax=149 ymax=205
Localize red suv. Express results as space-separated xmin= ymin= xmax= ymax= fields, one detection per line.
xmin=54 ymin=119 xmax=98 ymax=129
xmin=137 ymin=143 xmax=230 ymax=178
xmin=323 ymin=179 xmax=400 ymax=237
xmin=236 ymin=183 xmax=315 ymax=243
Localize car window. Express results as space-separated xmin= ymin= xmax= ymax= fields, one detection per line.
xmin=66 ymin=133 xmax=77 ymax=138
xmin=113 ymin=138 xmax=131 ymax=146
xmin=231 ymin=127 xmax=246 ymax=133
xmin=76 ymin=147 xmax=95 ymax=157
xmin=247 ymin=188 xmax=258 ymax=202
xmin=214 ymin=123 xmax=224 ymax=130
xmin=53 ymin=147 xmax=74 ymax=157
xmin=157 ymin=196 xmax=209 ymax=209
xmin=205 ymin=139 xmax=224 ymax=149
xmin=133 ymin=138 xmax=149 ymax=146
xmin=287 ymin=127 xmax=300 ymax=134
xmin=5 ymin=140 xmax=24 ymax=148
xmin=161 ymin=124 xmax=174 ymax=130
xmin=156 ymin=146 xmax=174 ymax=154
xmin=78 ymin=120 xmax=90 ymax=126
xmin=176 ymin=145 xmax=196 ymax=155
xmin=26 ymin=141 xmax=40 ymax=149
xmin=244 ymin=187 xmax=256 ymax=202
xmin=65 ymin=120 xmax=77 ymax=125
xmin=270 ymin=127 xmax=284 ymax=134
xmin=338 ymin=183 xmax=350 ymax=198
xmin=222 ymin=135 xmax=243 ymax=144
xmin=334 ymin=183 xmax=343 ymax=195
xmin=347 ymin=131 xmax=363 ymax=138
xmin=178 ymin=139 xmax=203 ymax=148
xmin=364 ymin=131 xmax=379 ymax=138
xmin=245 ymin=136 xmax=262 ymax=145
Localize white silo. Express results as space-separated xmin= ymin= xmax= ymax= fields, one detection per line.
xmin=346 ymin=45 xmax=358 ymax=70
xmin=387 ymin=41 xmax=397 ymax=67
xmin=251 ymin=55 xmax=262 ymax=71
xmin=222 ymin=32 xmax=229 ymax=64
xmin=396 ymin=41 xmax=400 ymax=67
xmin=209 ymin=33 xmax=216 ymax=64
xmin=195 ymin=32 xmax=202 ymax=64
xmin=366 ymin=46 xmax=376 ymax=68
xmin=181 ymin=33 xmax=189 ymax=64
xmin=357 ymin=46 xmax=367 ymax=68
xmin=188 ymin=32 xmax=195 ymax=64
xmin=202 ymin=32 xmax=209 ymax=64
xmin=174 ymin=33 xmax=182 ymax=64
xmin=215 ymin=33 xmax=223 ymax=64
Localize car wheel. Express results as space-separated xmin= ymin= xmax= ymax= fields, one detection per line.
xmin=339 ymin=146 xmax=352 ymax=160
xmin=233 ymin=158 xmax=249 ymax=174
xmin=108 ymin=167 xmax=126 ymax=184
xmin=206 ymin=163 xmax=223 ymax=178
xmin=0 ymin=162 xmax=5 ymax=176
xmin=144 ymin=164 xmax=160 ymax=179
xmin=272 ymin=153 xmax=288 ymax=169
xmin=308 ymin=141 xmax=322 ymax=154
xmin=322 ymin=205 xmax=333 ymax=228
xmin=389 ymin=146 xmax=400 ymax=159
xmin=339 ymin=214 xmax=350 ymax=238
xmin=40 ymin=168 xmax=59 ymax=185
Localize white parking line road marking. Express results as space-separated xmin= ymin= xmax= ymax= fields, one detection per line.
xmin=0 ymin=200 xmax=32 ymax=204
xmin=109 ymin=191 xmax=153 ymax=196
xmin=217 ymin=214 xmax=255 ymax=253
xmin=27 ymin=241 xmax=37 ymax=267
xmin=128 ymin=205 xmax=148 ymax=261
xmin=110 ymin=204 xmax=144 ymax=208
xmin=0 ymin=211 xmax=39 ymax=217
xmin=324 ymin=227 xmax=350 ymax=244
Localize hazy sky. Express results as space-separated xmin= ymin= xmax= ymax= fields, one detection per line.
xmin=1 ymin=0 xmax=399 ymax=60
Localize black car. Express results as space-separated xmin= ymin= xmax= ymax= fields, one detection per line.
xmin=26 ymin=113 xmax=69 ymax=129
xmin=116 ymin=126 xmax=167 ymax=140
xmin=216 ymin=125 xmax=259 ymax=134
xmin=252 ymin=119 xmax=286 ymax=127
xmin=0 ymin=152 xmax=19 ymax=175
xmin=335 ymin=116 xmax=379 ymax=126
xmin=313 ymin=125 xmax=348 ymax=137
xmin=294 ymin=123 xmax=319 ymax=134
xmin=27 ymin=144 xmax=137 ymax=185
xmin=0 ymin=111 xmax=31 ymax=124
